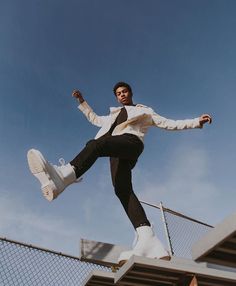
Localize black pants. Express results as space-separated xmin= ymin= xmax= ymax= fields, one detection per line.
xmin=70 ymin=133 xmax=150 ymax=229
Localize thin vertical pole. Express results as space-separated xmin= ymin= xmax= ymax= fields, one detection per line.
xmin=159 ymin=201 xmax=174 ymax=256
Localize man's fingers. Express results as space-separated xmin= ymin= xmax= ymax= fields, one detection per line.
xmin=202 ymin=114 xmax=212 ymax=124
xmin=72 ymin=90 xmax=82 ymax=98
xmin=72 ymin=89 xmax=84 ymax=103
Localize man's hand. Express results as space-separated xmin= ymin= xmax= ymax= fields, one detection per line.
xmin=72 ymin=90 xmax=85 ymax=104
xmin=199 ymin=114 xmax=212 ymax=126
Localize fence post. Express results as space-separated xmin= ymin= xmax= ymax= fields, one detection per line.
xmin=159 ymin=201 xmax=174 ymax=256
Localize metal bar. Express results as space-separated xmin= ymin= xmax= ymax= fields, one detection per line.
xmin=159 ymin=202 xmax=174 ymax=256
xmin=0 ymin=236 xmax=81 ymax=261
xmin=140 ymin=200 xmax=161 ymax=210
xmin=140 ymin=200 xmax=213 ymax=228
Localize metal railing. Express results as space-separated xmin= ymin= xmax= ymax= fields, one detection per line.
xmin=141 ymin=200 xmax=213 ymax=258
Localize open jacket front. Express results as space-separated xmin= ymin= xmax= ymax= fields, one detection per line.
xmin=78 ymin=101 xmax=201 ymax=142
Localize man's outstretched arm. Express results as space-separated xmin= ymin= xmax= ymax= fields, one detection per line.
xmin=72 ymin=89 xmax=107 ymax=127
xmin=151 ymin=111 xmax=212 ymax=130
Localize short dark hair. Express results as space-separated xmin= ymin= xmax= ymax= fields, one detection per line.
xmin=113 ymin=82 xmax=133 ymax=96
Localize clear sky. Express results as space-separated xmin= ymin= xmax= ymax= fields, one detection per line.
xmin=1 ymin=0 xmax=236 ymax=256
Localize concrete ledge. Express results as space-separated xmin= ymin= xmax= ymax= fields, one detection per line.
xmin=192 ymin=212 xmax=236 ymax=268
xmin=81 ymin=254 xmax=236 ymax=285
xmin=115 ymin=255 xmax=236 ymax=285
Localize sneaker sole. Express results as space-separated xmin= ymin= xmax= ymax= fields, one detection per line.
xmin=27 ymin=149 xmax=57 ymax=201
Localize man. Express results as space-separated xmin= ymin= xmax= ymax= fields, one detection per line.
xmin=27 ymin=82 xmax=212 ymax=264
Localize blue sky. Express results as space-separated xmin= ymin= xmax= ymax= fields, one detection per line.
xmin=1 ymin=0 xmax=236 ymax=256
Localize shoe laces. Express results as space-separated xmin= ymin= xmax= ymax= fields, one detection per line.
xmin=58 ymin=158 xmax=83 ymax=183
xmin=59 ymin=158 xmax=66 ymax=166
xmin=49 ymin=158 xmax=64 ymax=171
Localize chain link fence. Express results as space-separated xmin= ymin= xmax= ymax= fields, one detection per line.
xmin=141 ymin=201 xmax=213 ymax=259
xmin=0 ymin=202 xmax=213 ymax=285
xmin=162 ymin=206 xmax=213 ymax=258
xmin=0 ymin=237 xmax=110 ymax=286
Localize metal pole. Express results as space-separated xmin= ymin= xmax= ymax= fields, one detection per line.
xmin=159 ymin=201 xmax=174 ymax=256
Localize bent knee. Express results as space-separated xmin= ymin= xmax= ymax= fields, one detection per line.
xmin=86 ymin=139 xmax=96 ymax=147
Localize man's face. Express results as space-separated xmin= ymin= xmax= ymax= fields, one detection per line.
xmin=115 ymin=86 xmax=133 ymax=106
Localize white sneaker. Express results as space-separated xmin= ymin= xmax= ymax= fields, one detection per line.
xmin=27 ymin=149 xmax=79 ymax=201
xmin=118 ymin=225 xmax=171 ymax=266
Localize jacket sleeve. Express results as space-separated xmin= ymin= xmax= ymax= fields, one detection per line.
xmin=151 ymin=110 xmax=202 ymax=130
xmin=78 ymin=101 xmax=108 ymax=127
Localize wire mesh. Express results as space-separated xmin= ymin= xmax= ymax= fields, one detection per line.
xmin=163 ymin=209 xmax=213 ymax=258
xmin=0 ymin=238 xmax=110 ymax=286
xmin=141 ymin=201 xmax=213 ymax=259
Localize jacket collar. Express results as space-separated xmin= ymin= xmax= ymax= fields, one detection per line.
xmin=110 ymin=106 xmax=122 ymax=113
xmin=109 ymin=103 xmax=147 ymax=114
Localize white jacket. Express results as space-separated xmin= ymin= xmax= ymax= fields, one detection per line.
xmin=78 ymin=101 xmax=201 ymax=142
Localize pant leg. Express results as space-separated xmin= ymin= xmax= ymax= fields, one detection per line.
xmin=110 ymin=157 xmax=151 ymax=229
xmin=70 ymin=134 xmax=143 ymax=178
xmin=70 ymin=133 xmax=150 ymax=229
